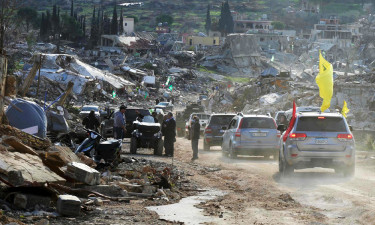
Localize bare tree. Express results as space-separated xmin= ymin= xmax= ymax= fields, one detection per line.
xmin=0 ymin=0 xmax=24 ymax=53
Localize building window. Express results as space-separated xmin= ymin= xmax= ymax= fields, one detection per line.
xmin=213 ymin=39 xmax=216 ymax=45
xmin=260 ymin=37 xmax=264 ymax=42
xmin=125 ymin=23 xmax=127 ymax=26
xmin=189 ymin=39 xmax=192 ymax=46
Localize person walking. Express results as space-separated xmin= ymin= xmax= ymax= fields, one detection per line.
xmin=113 ymin=105 xmax=127 ymax=140
xmin=82 ymin=110 xmax=100 ymax=132
xmin=191 ymin=116 xmax=200 ymax=161
xmin=162 ymin=112 xmax=176 ymax=157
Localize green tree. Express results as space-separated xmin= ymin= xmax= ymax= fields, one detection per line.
xmin=111 ymin=1 xmax=118 ymax=35
xmin=90 ymin=7 xmax=99 ymax=47
xmin=205 ymin=4 xmax=211 ymax=35
xmin=119 ymin=7 xmax=123 ymax=34
xmin=156 ymin=14 xmax=173 ymax=26
xmin=218 ymin=1 xmax=234 ymax=36
xmin=40 ymin=12 xmax=47 ymax=38
xmin=60 ymin=14 xmax=83 ymax=41
xmin=17 ymin=7 xmax=38 ymax=32
xmin=271 ymin=21 xmax=285 ymax=30
xmin=70 ymin=0 xmax=74 ymax=17
xmin=127 ymin=15 xmax=139 ymax=23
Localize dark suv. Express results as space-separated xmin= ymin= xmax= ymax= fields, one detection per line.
xmin=100 ymin=107 xmax=150 ymax=138
xmin=203 ymin=114 xmax=235 ymax=150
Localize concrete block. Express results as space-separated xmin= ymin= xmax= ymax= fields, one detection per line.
xmin=66 ymin=162 xmax=100 ymax=185
xmin=56 ymin=195 xmax=81 ymax=217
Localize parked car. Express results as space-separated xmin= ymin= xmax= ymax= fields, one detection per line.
xmin=185 ymin=112 xmax=210 ymax=140
xmin=278 ymin=112 xmax=355 ymax=176
xmin=130 ymin=115 xmax=163 ymax=156
xmin=79 ymin=105 xmax=100 ymax=120
xmin=222 ymin=113 xmax=280 ymax=159
xmin=155 ymin=102 xmax=174 ymax=112
xmin=100 ymin=107 xmax=150 ymax=138
xmin=203 ymin=113 xmax=236 ymax=150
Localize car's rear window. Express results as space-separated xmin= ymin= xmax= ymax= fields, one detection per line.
xmin=193 ymin=114 xmax=210 ymax=120
xmin=209 ymin=115 xmax=235 ymax=125
xmin=296 ymin=117 xmax=347 ymax=132
xmin=241 ymin=118 xmax=276 ymax=129
xmin=126 ymin=109 xmax=150 ymax=121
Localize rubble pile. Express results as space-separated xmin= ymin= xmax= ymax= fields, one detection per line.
xmin=0 ymin=125 xmax=195 ymax=223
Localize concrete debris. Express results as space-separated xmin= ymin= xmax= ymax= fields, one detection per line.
xmin=56 ymin=195 xmax=81 ymax=217
xmin=65 ymin=162 xmax=100 ymax=185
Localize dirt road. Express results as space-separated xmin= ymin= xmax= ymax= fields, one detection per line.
xmin=152 ymin=137 xmax=375 ymax=224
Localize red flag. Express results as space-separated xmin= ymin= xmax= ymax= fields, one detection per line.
xmin=283 ymin=101 xmax=296 ymax=142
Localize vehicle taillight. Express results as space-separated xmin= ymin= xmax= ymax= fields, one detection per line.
xmin=318 ymin=116 xmax=325 ymax=119
xmin=205 ymin=127 xmax=212 ymax=134
xmin=337 ymin=134 xmax=353 ymax=141
xmin=277 ymin=130 xmax=281 ymax=138
xmin=235 ymin=130 xmax=241 ymax=137
xmin=289 ymin=133 xmax=306 ymax=141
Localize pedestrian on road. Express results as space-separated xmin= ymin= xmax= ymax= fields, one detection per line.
xmin=82 ymin=110 xmax=100 ymax=132
xmin=162 ymin=112 xmax=176 ymax=157
xmin=191 ymin=116 xmax=200 ymax=161
xmin=113 ymin=105 xmax=127 ymax=140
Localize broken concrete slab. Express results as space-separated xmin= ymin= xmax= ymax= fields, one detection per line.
xmin=0 ymin=151 xmax=65 ymax=184
xmin=56 ymin=195 xmax=81 ymax=217
xmin=66 ymin=162 xmax=100 ymax=185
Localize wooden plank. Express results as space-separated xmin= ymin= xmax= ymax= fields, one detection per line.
xmin=20 ymin=55 xmax=41 ymax=97
xmin=58 ymin=81 xmax=74 ymax=106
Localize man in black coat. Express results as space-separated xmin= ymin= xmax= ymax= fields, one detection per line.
xmin=191 ymin=116 xmax=200 ymax=161
xmin=162 ymin=112 xmax=176 ymax=157
xmin=82 ymin=110 xmax=100 ymax=132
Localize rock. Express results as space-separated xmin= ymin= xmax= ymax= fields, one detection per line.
xmin=65 ymin=162 xmax=100 ymax=185
xmin=56 ymin=195 xmax=81 ymax=217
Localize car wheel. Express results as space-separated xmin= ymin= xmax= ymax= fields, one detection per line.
xmin=130 ymin=137 xmax=137 ymax=154
xmin=229 ymin=144 xmax=237 ymax=159
xmin=154 ymin=139 xmax=164 ymax=156
xmin=343 ymin=162 xmax=355 ymax=177
xmin=203 ymin=141 xmax=210 ymax=151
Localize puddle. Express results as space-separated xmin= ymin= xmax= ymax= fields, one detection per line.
xmin=147 ymin=190 xmax=226 ymax=224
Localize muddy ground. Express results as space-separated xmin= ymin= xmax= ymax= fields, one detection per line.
xmin=10 ymin=137 xmax=375 ymax=225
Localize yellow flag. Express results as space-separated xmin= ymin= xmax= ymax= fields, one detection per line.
xmin=342 ymin=100 xmax=350 ymax=118
xmin=316 ymin=51 xmax=333 ymax=112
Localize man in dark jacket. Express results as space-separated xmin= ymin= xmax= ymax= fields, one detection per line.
xmin=191 ymin=116 xmax=200 ymax=161
xmin=162 ymin=112 xmax=176 ymax=157
xmin=82 ymin=110 xmax=100 ymax=132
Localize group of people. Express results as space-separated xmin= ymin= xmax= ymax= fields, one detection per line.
xmin=82 ymin=105 xmax=177 ymax=157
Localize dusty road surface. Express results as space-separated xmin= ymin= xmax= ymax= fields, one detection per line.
xmin=146 ymin=137 xmax=375 ymax=225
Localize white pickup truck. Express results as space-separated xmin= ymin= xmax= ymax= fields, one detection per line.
xmin=185 ymin=112 xmax=210 ymax=140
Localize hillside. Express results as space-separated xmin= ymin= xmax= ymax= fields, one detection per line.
xmin=24 ymin=0 xmax=369 ymax=33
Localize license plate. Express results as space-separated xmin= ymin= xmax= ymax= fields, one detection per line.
xmin=252 ymin=132 xmax=266 ymax=137
xmin=315 ymin=138 xmax=328 ymax=144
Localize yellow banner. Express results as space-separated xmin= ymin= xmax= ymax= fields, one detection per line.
xmin=316 ymin=51 xmax=333 ymax=112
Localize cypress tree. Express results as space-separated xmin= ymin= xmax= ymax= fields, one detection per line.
xmin=83 ymin=16 xmax=86 ymax=40
xmin=218 ymin=0 xmax=234 ymax=36
xmin=46 ymin=10 xmax=52 ymax=36
xmin=71 ymin=0 xmax=74 ymax=17
xmin=90 ymin=7 xmax=98 ymax=46
xmin=52 ymin=4 xmax=59 ymax=34
xmin=119 ymin=7 xmax=124 ymax=34
xmin=103 ymin=14 xmax=111 ymax=34
xmin=40 ymin=12 xmax=46 ymax=37
xmin=110 ymin=2 xmax=118 ymax=35
xmin=205 ymin=4 xmax=211 ymax=35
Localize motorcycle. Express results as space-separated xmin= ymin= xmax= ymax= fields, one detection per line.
xmin=75 ymin=128 xmax=122 ymax=166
